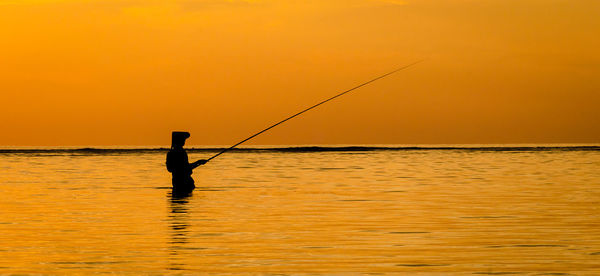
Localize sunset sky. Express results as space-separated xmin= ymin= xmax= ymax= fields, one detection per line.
xmin=1 ymin=0 xmax=598 ymax=146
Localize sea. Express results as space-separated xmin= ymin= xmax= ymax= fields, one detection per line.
xmin=0 ymin=144 xmax=599 ymax=275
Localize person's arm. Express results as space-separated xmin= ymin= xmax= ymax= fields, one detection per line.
xmin=190 ymin=159 xmax=208 ymax=169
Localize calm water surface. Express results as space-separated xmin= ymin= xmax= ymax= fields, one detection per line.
xmin=0 ymin=146 xmax=599 ymax=274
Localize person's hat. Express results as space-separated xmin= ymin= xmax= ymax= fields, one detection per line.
xmin=172 ymin=131 xmax=190 ymax=140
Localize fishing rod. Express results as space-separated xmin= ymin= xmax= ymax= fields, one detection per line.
xmin=206 ymin=60 xmax=423 ymax=162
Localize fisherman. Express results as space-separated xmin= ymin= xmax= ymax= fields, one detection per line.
xmin=166 ymin=131 xmax=207 ymax=193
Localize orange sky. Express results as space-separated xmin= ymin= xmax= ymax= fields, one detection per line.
xmin=1 ymin=0 xmax=599 ymax=146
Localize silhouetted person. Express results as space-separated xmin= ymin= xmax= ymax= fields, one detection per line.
xmin=166 ymin=131 xmax=207 ymax=194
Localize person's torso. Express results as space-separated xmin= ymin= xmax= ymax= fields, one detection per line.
xmin=166 ymin=149 xmax=192 ymax=176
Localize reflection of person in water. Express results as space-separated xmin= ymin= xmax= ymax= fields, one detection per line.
xmin=167 ymin=191 xmax=192 ymax=271
xmin=166 ymin=131 xmax=207 ymax=193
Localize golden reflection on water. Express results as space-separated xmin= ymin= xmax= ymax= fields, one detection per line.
xmin=0 ymin=149 xmax=599 ymax=274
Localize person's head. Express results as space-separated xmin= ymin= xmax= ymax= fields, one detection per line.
xmin=171 ymin=131 xmax=190 ymax=149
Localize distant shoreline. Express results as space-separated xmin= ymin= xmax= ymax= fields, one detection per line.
xmin=1 ymin=145 xmax=599 ymax=154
